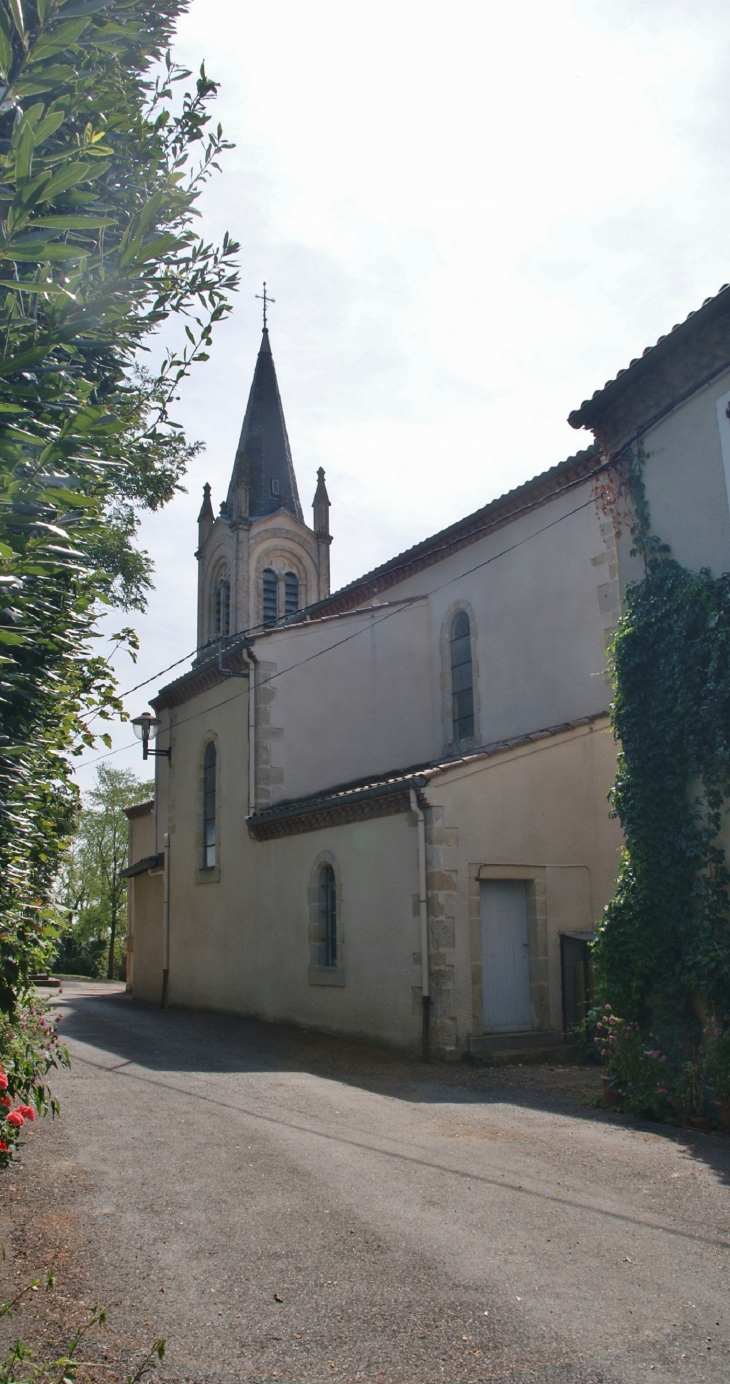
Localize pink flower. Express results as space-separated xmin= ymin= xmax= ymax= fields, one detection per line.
xmin=16 ymin=1106 xmax=35 ymax=1122
xmin=7 ymin=1111 xmax=24 ymax=1128
xmin=0 ymin=1072 xmax=7 ymax=1091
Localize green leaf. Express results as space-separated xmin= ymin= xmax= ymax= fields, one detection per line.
xmin=14 ymin=120 xmax=34 ymax=181
xmin=1 ymin=241 xmax=88 ymax=262
xmin=58 ymin=0 xmax=119 ymax=14
xmin=0 ymin=628 xmax=25 ymax=644
xmin=0 ymin=278 xmax=74 ymax=295
xmin=41 ymin=160 xmax=92 ymax=199
xmin=28 ymin=17 xmax=90 ymax=62
xmin=6 ymin=0 xmax=25 ymax=43
xmin=31 ymin=214 xmax=115 ymax=229
xmin=32 ymin=111 xmax=65 ymax=145
xmin=0 ymin=9 xmax=12 ymax=77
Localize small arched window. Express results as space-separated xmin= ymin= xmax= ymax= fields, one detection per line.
xmin=451 ymin=611 xmax=474 ymax=741
xmin=203 ymin=741 xmax=217 ymax=869
xmin=262 ymin=568 xmax=278 ymax=627
xmin=284 ymin=571 xmax=299 ymax=616
xmin=318 ymin=863 xmax=337 ymax=968
xmin=214 ymin=577 xmax=230 ymax=637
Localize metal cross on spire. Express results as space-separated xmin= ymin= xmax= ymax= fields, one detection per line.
xmin=255 ymin=281 xmax=275 ymax=330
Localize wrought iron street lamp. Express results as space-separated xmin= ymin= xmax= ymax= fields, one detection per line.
xmin=131 ymin=711 xmax=171 ymax=761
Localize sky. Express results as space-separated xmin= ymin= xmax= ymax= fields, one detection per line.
xmin=78 ymin=0 xmax=730 ymax=790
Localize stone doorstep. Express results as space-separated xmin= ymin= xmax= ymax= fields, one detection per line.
xmin=467 ymin=1029 xmax=577 ymax=1065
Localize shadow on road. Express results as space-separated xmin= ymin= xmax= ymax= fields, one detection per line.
xmin=56 ymin=982 xmax=730 ymax=1190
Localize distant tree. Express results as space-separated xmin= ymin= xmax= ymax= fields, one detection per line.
xmin=56 ymin=765 xmax=152 ymax=979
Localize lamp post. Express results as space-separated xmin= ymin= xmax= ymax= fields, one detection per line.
xmin=131 ymin=711 xmax=171 ymax=761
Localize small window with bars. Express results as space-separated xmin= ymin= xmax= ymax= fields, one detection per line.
xmin=284 ymin=572 xmax=299 ymax=616
xmin=262 ymin=568 xmax=278 ymax=627
xmin=203 ymin=740 xmax=216 ymax=869
xmin=451 ymin=610 xmax=475 ymax=741
xmin=318 ymin=863 xmax=337 ymax=968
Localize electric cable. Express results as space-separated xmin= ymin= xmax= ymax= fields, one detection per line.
xmin=80 ymin=482 xmax=603 ymax=768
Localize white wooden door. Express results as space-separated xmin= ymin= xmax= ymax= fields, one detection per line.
xmin=480 ymin=880 xmax=532 ymax=1032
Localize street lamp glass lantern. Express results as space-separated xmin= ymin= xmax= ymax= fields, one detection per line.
xmin=132 ymin=711 xmax=161 ymax=741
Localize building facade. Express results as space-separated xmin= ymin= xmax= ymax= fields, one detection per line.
xmin=126 ymin=289 xmax=730 ymax=1057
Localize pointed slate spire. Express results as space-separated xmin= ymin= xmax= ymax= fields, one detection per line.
xmin=227 ymin=329 xmax=303 ymax=521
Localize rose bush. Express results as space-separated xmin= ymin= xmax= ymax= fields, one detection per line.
xmin=0 ymin=996 xmax=67 ymax=1165
xmin=592 ymin=1004 xmax=730 ymax=1126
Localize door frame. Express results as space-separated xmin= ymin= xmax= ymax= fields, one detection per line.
xmin=468 ymin=864 xmax=550 ymax=1037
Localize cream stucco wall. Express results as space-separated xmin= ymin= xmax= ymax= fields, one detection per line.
xmin=421 ymin=717 xmax=621 ymax=1051
xmin=131 ymin=711 xmax=620 ymax=1055
xmin=166 ymin=812 xmax=422 ymax=1050
xmin=245 ymin=474 xmax=615 ymax=809
xmin=256 ymin=599 xmax=432 ymax=803
xmin=638 ymin=365 xmax=730 ymax=579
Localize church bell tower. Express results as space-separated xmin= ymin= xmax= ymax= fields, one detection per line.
xmin=195 ymin=296 xmax=332 ymax=652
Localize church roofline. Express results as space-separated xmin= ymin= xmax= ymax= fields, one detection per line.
xmin=295 ymin=441 xmax=603 ymax=621
xmin=568 ymin=282 xmax=730 ymax=435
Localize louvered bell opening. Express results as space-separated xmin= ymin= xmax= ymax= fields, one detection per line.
xmin=284 ymin=572 xmax=299 ymax=615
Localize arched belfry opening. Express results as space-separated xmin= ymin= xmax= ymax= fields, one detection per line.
xmin=195 ymin=305 xmax=332 ymax=651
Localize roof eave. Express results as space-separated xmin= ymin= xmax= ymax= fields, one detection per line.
xmin=568 ymin=284 xmax=730 ymax=434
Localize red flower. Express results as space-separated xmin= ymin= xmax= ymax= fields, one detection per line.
xmin=0 ymin=1095 xmax=10 ymax=1108
xmin=0 ymin=1072 xmax=7 ymax=1091
xmin=0 ymin=1140 xmax=7 ymax=1152
xmin=16 ymin=1105 xmax=35 ymax=1121
xmin=7 ymin=1111 xmax=24 ymax=1128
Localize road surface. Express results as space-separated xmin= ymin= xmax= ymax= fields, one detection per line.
xmin=5 ymin=980 xmax=730 ymax=1383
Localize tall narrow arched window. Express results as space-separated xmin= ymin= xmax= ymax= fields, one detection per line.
xmin=214 ymin=577 xmax=230 ymax=637
xmin=284 ymin=571 xmax=299 ymax=616
xmin=451 ymin=611 xmax=474 ymax=741
xmin=203 ymin=741 xmax=217 ymax=869
xmin=318 ymin=863 xmax=337 ymax=968
xmin=262 ymin=568 xmax=278 ymax=627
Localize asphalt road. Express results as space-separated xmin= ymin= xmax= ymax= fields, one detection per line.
xmin=7 ymin=980 xmax=730 ymax=1383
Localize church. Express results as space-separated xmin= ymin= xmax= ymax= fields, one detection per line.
xmin=125 ymin=285 xmax=730 ymax=1059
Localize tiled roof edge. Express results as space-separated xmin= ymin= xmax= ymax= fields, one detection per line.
xmin=297 ymin=443 xmax=602 ymax=620
xmin=568 ymin=283 xmax=730 ymax=431
xmin=124 ymin=800 xmax=154 ymax=819
xmin=247 ymin=710 xmax=610 ymax=840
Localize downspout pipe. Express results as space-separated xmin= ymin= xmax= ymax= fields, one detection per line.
xmin=409 ymin=788 xmax=430 ymax=1061
xmin=245 ymin=648 xmax=257 ymax=817
xmin=161 ymin=830 xmax=170 ymax=1008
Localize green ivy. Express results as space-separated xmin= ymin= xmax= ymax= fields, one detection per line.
xmin=595 ymin=455 xmax=730 ymax=1034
